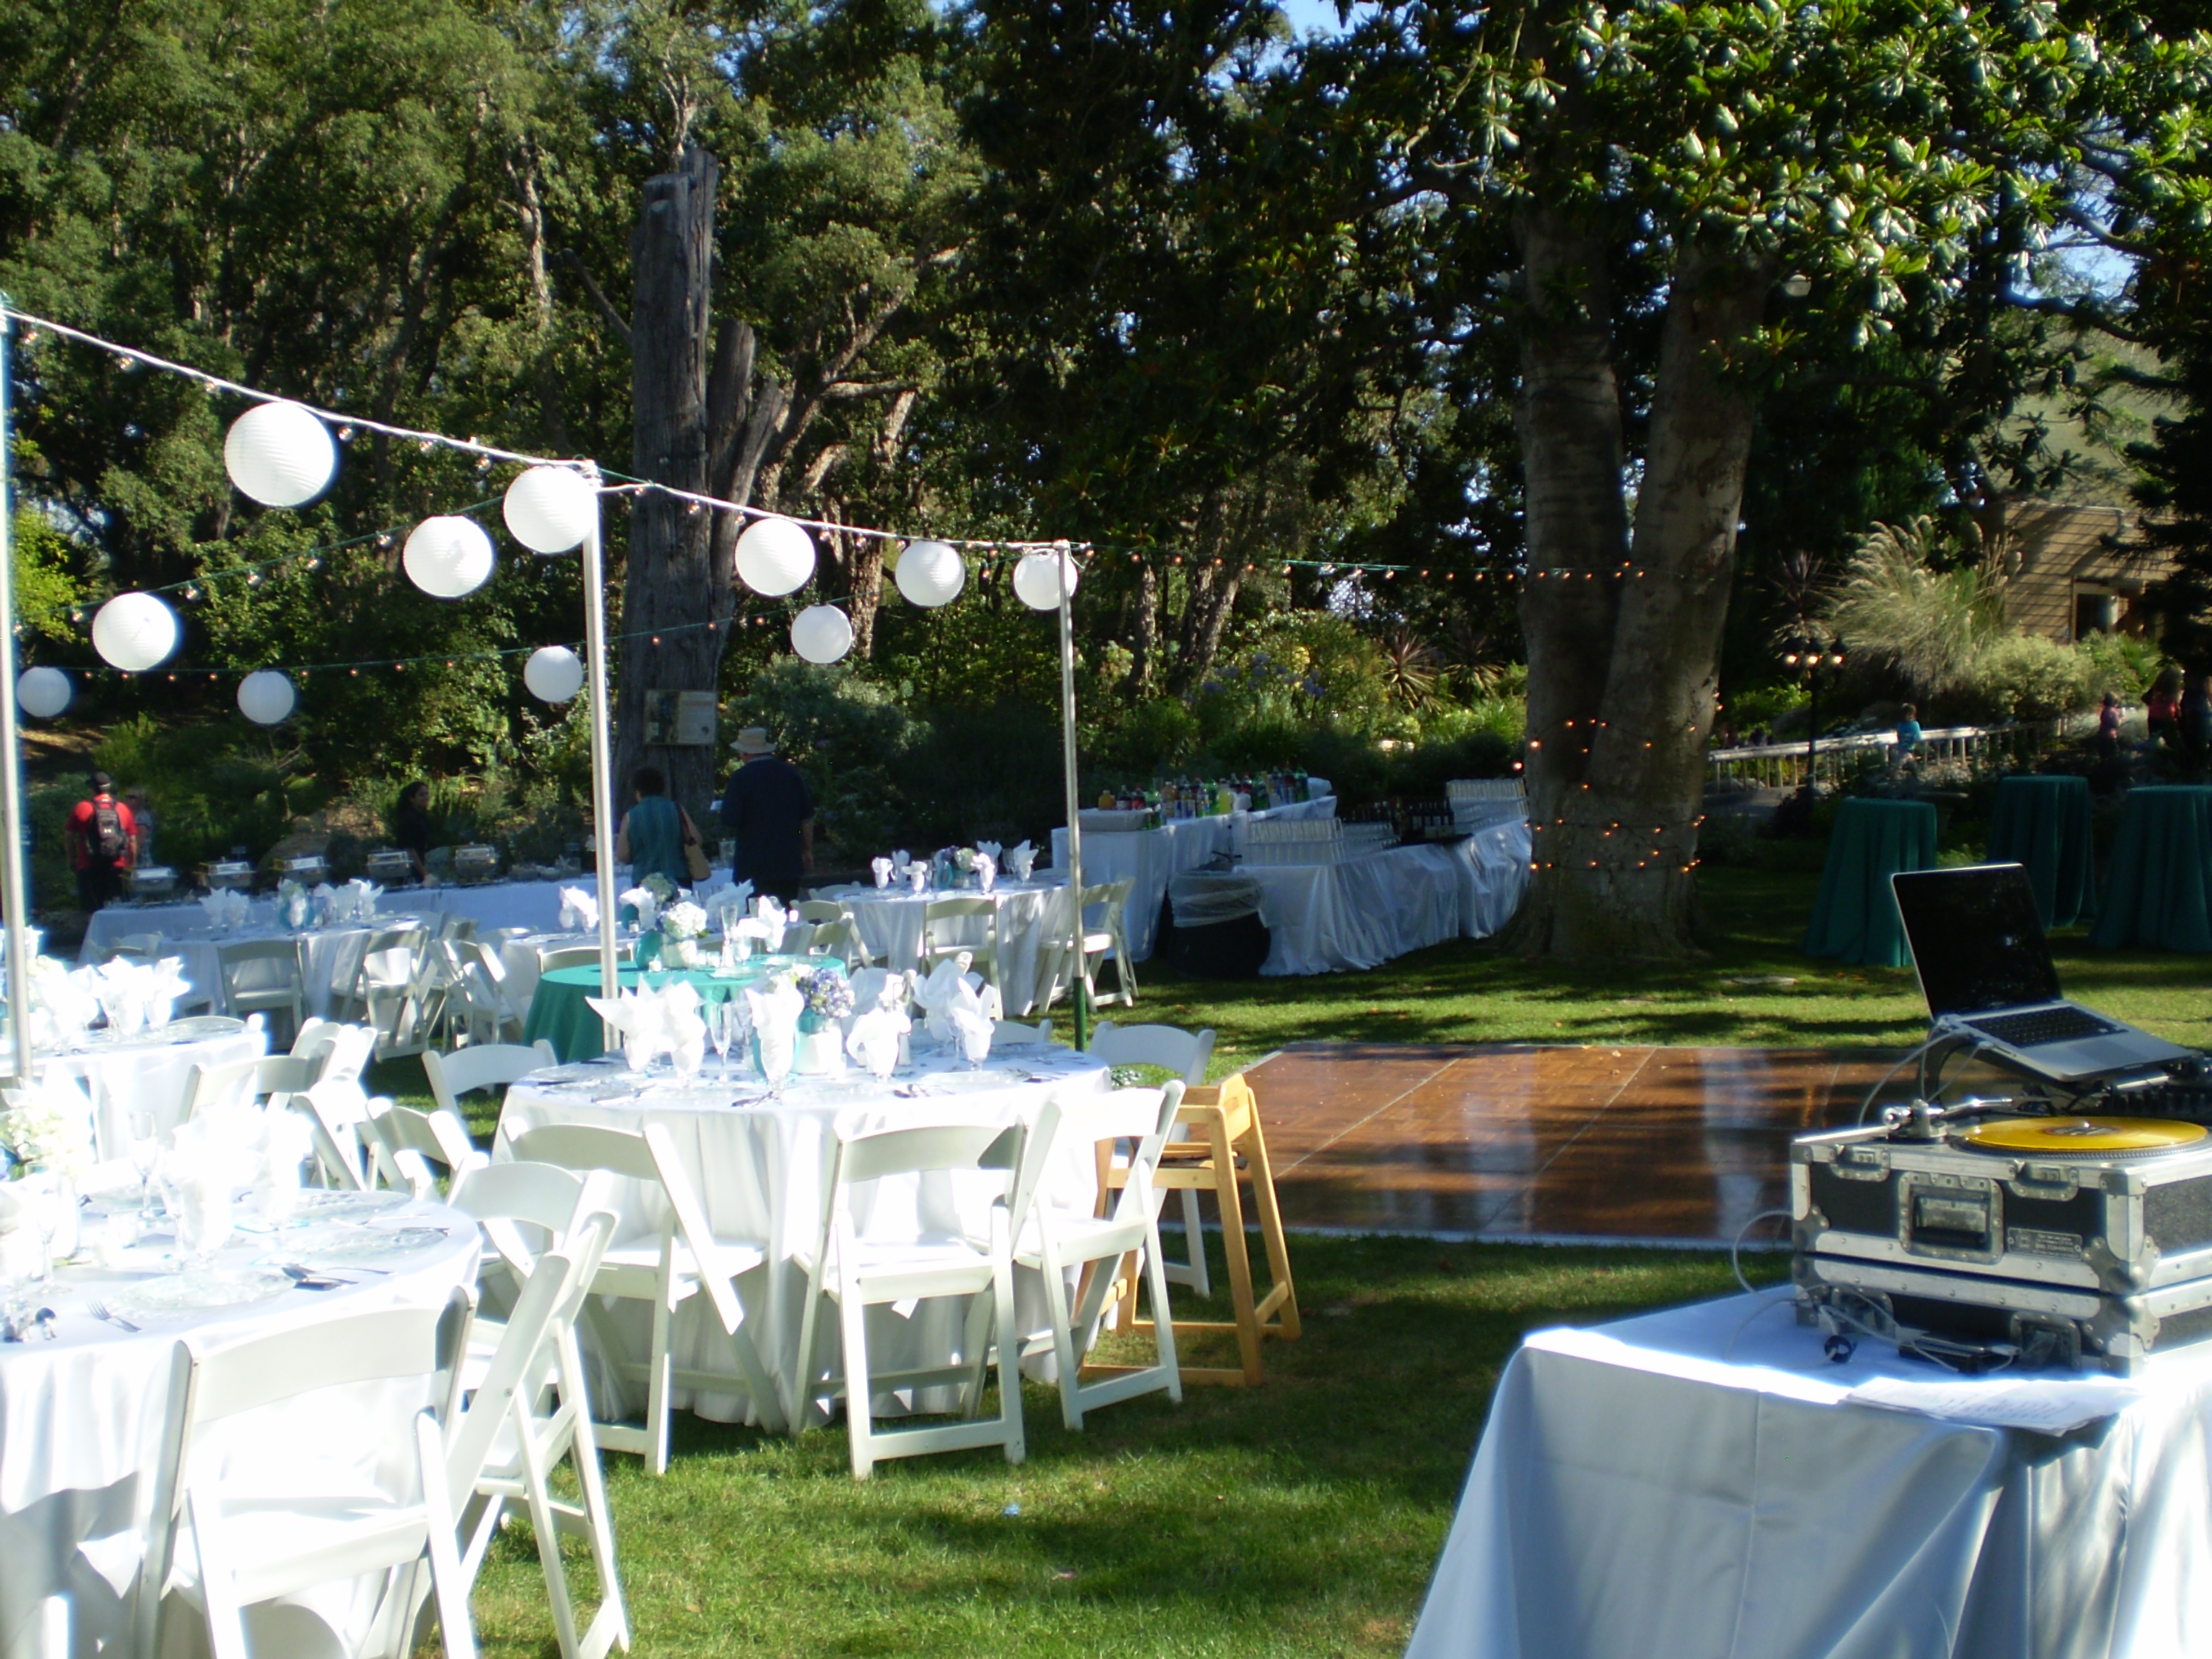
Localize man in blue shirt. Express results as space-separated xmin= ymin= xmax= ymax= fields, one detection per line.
xmin=718 ymin=727 xmax=816 ymax=901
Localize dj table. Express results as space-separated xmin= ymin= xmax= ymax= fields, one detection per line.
xmin=1405 ymin=1290 xmax=2212 ymax=1659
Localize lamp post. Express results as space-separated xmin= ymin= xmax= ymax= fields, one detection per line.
xmin=1781 ymin=626 xmax=1845 ymax=793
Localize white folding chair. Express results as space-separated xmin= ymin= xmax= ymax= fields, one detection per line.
xmin=920 ymin=895 xmax=1002 ymax=994
xmin=506 ymin=1121 xmax=787 ymax=1466
xmin=288 ymin=1016 xmax=341 ymax=1061
xmin=795 ymin=900 xmax=871 ymax=967
xmin=343 ymin=925 xmax=436 ymax=1058
xmin=368 ymin=1097 xmax=488 ymax=1198
xmin=1090 ymin=1021 xmax=1218 ymax=1296
xmin=788 ymin=1115 xmax=1034 ymax=1479
xmin=435 ymin=1208 xmax=631 ymax=1659
xmin=991 ymin=1018 xmax=1054 ymax=1046
xmin=181 ymin=1055 xmax=319 ymax=1122
xmin=425 ymin=1040 xmax=557 ymax=1120
xmin=138 ymin=1292 xmax=477 ymax=1659
xmin=214 ymin=938 xmax=307 ymax=1040
xmin=1014 ymin=1084 xmax=1184 ymax=1429
xmin=296 ymin=1077 xmax=377 ymax=1190
xmin=442 ymin=939 xmax=528 ymax=1047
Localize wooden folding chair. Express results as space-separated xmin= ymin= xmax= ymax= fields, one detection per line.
xmin=1100 ymin=1070 xmax=1298 ymax=1385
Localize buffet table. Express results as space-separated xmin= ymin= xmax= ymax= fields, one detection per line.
xmin=1243 ymin=830 xmax=1530 ymax=976
xmin=497 ymin=1043 xmax=1110 ymax=1427
xmin=1406 ymin=1290 xmax=2212 ymax=1659
xmin=1048 ymin=797 xmax=1339 ymax=962
xmin=0 ymin=1195 xmax=477 ymax=1659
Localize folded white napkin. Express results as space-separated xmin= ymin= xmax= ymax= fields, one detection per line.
xmin=310 ymin=882 xmax=336 ymax=927
xmin=619 ymin=885 xmax=658 ymax=930
xmin=975 ymin=853 xmax=997 ymax=894
xmin=952 ymin=1004 xmax=994 ymax=1065
xmin=587 ymin=984 xmax=669 ymax=1072
xmin=281 ymin=886 xmax=309 ymax=930
xmin=558 ymin=885 xmax=600 ymax=932
xmin=199 ymin=891 xmax=230 ymax=930
xmin=755 ymin=895 xmax=788 ymax=933
xmin=343 ymin=879 xmax=381 ymax=920
xmin=663 ymin=981 xmax=707 ymax=1079
xmin=912 ymin=956 xmax=989 ymax=1052
xmin=871 ymin=856 xmax=894 ymax=889
xmin=29 ymin=958 xmax=100 ymax=1045
xmin=845 ymin=974 xmax=912 ymax=1081
xmin=144 ymin=956 xmax=191 ymax=1028
xmin=255 ymin=1105 xmax=315 ymax=1226
xmin=976 ymin=840 xmax=1003 ymax=862
xmin=733 ymin=917 xmax=778 ymax=950
xmin=1006 ymin=840 xmax=1036 ymax=881
xmin=745 ymin=976 xmax=804 ymax=1084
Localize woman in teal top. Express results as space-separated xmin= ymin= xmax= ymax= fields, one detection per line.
xmin=613 ymin=766 xmax=701 ymax=891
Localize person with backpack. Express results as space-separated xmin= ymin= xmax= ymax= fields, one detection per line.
xmin=66 ymin=770 xmax=138 ymax=912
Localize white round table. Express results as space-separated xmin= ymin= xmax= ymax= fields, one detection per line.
xmin=497 ymin=1043 xmax=1110 ymax=1427
xmin=79 ymin=912 xmax=441 ymax=1021
xmin=835 ymin=881 xmax=1066 ymax=1015
xmin=27 ymin=1017 xmax=267 ymax=1159
xmin=0 ymin=1195 xmax=477 ymax=1659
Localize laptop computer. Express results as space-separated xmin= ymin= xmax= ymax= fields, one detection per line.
xmin=1891 ymin=863 xmax=2193 ymax=1082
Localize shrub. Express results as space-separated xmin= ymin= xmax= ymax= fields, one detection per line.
xmin=1955 ymin=634 xmax=2098 ymax=724
xmin=2078 ymin=631 xmax=2164 ymax=701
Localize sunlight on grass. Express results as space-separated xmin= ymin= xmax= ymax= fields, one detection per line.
xmin=462 ymin=1235 xmax=1786 ymax=1659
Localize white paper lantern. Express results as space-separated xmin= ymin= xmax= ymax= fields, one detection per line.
xmin=237 ymin=670 xmax=296 ymax=726
xmin=790 ymin=606 xmax=855 ymax=665
xmin=1012 ymin=549 xmax=1082 ymax=611
xmin=894 ymin=539 xmax=966 ymax=608
xmin=524 ymin=644 xmax=585 ymax=703
xmin=91 ymin=593 xmax=181 ymax=672
xmin=503 ymin=466 xmax=597 ymax=554
xmin=223 ymin=400 xmax=338 ymax=508
xmin=403 ymin=515 xmax=496 ymax=598
xmin=15 ymin=667 xmax=71 ymax=719
xmin=734 ymin=516 xmax=817 ymax=597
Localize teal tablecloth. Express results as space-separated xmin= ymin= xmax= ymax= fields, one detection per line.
xmin=2090 ymin=786 xmax=2212 ymax=953
xmin=1802 ymin=798 xmax=1939 ymax=967
xmin=522 ymin=958 xmax=806 ymax=1062
xmin=1985 ymin=773 xmax=2097 ymax=930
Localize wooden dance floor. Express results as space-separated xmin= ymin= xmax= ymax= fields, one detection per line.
xmin=1241 ymin=1043 xmax=1908 ymax=1244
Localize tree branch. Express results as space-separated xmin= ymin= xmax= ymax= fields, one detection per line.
xmin=557 ymin=248 xmax=632 ymax=346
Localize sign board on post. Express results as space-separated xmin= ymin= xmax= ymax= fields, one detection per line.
xmin=642 ymin=689 xmax=719 ymax=746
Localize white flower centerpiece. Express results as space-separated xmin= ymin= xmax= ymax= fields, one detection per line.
xmin=1 ymin=1077 xmax=96 ymax=1263
xmin=661 ymin=899 xmax=710 ymax=969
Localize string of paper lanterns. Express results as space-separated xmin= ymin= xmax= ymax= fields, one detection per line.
xmin=523 ymin=644 xmax=585 ymax=703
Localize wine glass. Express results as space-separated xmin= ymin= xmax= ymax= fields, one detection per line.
xmin=127 ymin=1110 xmax=162 ymax=1212
xmin=709 ymin=997 xmax=733 ymax=1079
xmin=174 ymin=1181 xmax=233 ymax=1274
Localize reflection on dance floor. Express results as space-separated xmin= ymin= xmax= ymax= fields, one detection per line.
xmin=1246 ymin=1043 xmax=1930 ymax=1243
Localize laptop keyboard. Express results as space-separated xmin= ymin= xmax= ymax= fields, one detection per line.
xmin=1965 ymin=1007 xmax=2121 ymax=1048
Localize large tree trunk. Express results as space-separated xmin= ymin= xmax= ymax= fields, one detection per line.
xmin=613 ymin=147 xmax=726 ymax=821
xmin=1509 ymin=222 xmax=1769 ymax=958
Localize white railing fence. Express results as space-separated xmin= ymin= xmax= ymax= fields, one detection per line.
xmin=1706 ymin=724 xmax=2019 ymax=790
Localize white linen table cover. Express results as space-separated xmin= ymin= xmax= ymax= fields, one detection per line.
xmin=497 ymin=1043 xmax=1110 ymax=1427
xmin=1048 ymin=817 xmax=1233 ymax=961
xmin=81 ymin=915 xmax=442 ymax=1020
xmin=0 ymin=1200 xmax=477 ymax=1659
xmin=838 ymin=881 xmax=1064 ymax=1014
xmin=35 ymin=1019 xmax=268 ymax=1156
xmin=1406 ymin=1289 xmax=2212 ymax=1659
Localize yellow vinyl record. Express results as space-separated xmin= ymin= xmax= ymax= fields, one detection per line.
xmin=1961 ymin=1117 xmax=2207 ymax=1158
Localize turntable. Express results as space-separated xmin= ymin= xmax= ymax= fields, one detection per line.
xmin=1794 ymin=1104 xmax=2212 ymax=1373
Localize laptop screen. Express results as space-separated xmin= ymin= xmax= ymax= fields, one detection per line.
xmin=1891 ymin=863 xmax=2064 ymax=1017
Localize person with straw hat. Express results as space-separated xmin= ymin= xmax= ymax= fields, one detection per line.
xmin=718 ymin=727 xmax=815 ymax=902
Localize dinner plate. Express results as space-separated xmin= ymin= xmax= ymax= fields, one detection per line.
xmin=271 ymin=1224 xmax=449 ymax=1267
xmin=286 ymin=1190 xmax=409 ymax=1222
xmin=103 ymin=1267 xmax=292 ymax=1318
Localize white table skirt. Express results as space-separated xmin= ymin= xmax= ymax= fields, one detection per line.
xmin=1048 ymin=819 xmax=1231 ymax=961
xmin=837 ymin=882 xmax=1064 ymax=1015
xmin=37 ymin=1020 xmax=269 ymax=1157
xmin=0 ymin=1202 xmax=477 ymax=1659
xmin=1407 ymin=1291 xmax=2212 ymax=1659
xmin=497 ymin=1046 xmax=1110 ymax=1427
xmin=80 ymin=914 xmax=441 ymax=1020
xmin=1454 ymin=819 xmax=1532 ymax=939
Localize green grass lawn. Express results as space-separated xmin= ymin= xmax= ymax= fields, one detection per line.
xmin=372 ymin=859 xmax=2199 ymax=1655
xmin=464 ymin=1235 xmax=1786 ymax=1659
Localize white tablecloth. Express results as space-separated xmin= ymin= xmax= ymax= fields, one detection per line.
xmin=498 ymin=1044 xmax=1110 ymax=1427
xmin=0 ymin=1199 xmax=478 ymax=1659
xmin=1407 ymin=1290 xmax=2212 ymax=1659
xmin=1050 ymin=819 xmax=1229 ymax=961
xmin=837 ymin=881 xmax=1065 ymax=1014
xmin=34 ymin=1018 xmax=268 ymax=1156
xmin=80 ymin=913 xmax=441 ymax=1020
xmin=1453 ymin=819 xmax=1532 ymax=939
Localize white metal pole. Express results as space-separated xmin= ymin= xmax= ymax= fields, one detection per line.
xmin=0 ymin=307 xmax=32 ymax=1084
xmin=580 ymin=466 xmax=621 ymax=1020
xmin=1055 ymin=544 xmax=1087 ymax=1050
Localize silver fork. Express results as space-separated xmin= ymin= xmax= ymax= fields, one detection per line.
xmin=84 ymin=1295 xmax=141 ymax=1333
